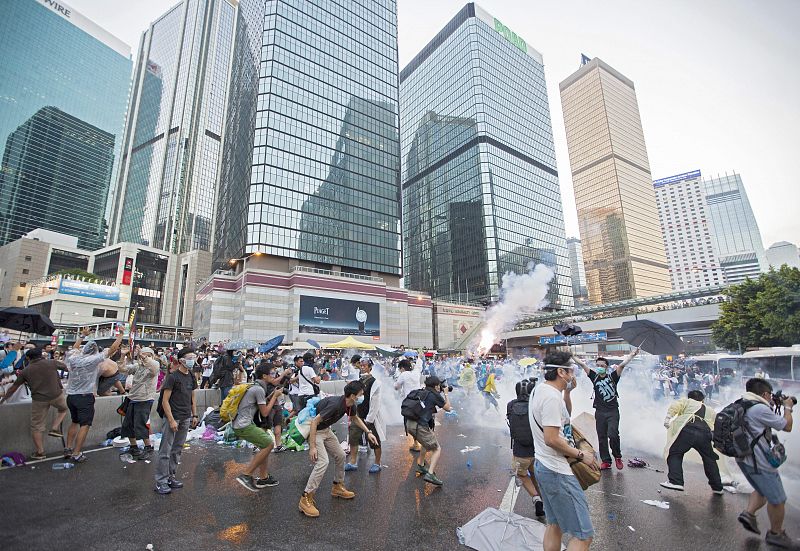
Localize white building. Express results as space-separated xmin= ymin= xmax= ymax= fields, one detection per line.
xmin=654 ymin=170 xmax=726 ymax=290
xmin=766 ymin=241 xmax=800 ymax=269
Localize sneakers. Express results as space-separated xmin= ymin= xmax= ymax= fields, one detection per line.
xmin=765 ymin=530 xmax=795 ymax=548
xmin=712 ymin=489 xmax=724 ymax=495
xmin=344 ymin=463 xmax=358 ymax=472
xmin=368 ymin=463 xmax=381 ymax=474
xmin=600 ymin=461 xmax=612 ymax=470
xmin=236 ymin=474 xmax=259 ymax=492
xmin=615 ymin=458 xmax=624 ymax=470
xmin=71 ymin=453 xmax=88 ymax=463
xmin=130 ymin=447 xmax=144 ymax=459
xmin=48 ymin=429 xmax=63 ymax=438
xmin=167 ymin=478 xmax=184 ymax=489
xmin=63 ymin=447 xmax=73 ymax=459
xmin=154 ymin=483 xmax=172 ymax=495
xmin=423 ymin=472 xmax=443 ymax=486
xmin=299 ymin=492 xmax=319 ymax=517
xmin=737 ymin=511 xmax=761 ymax=535
xmin=331 ymin=482 xmax=355 ymax=499
xmin=659 ymin=481 xmax=685 ymax=491
xmin=415 ymin=463 xmax=429 ymax=476
xmin=140 ymin=445 xmax=154 ymax=461
xmin=254 ymin=475 xmax=279 ymax=488
xmin=273 ymin=445 xmax=286 ymax=453
xmin=533 ymin=497 xmax=545 ymax=518
xmin=30 ymin=451 xmax=46 ymax=460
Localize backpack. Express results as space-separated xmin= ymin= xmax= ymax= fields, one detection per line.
xmin=219 ymin=383 xmax=255 ymax=422
xmin=507 ymin=400 xmax=534 ymax=449
xmin=401 ymin=389 xmax=429 ymax=422
xmin=477 ymin=375 xmax=488 ymax=391
xmin=713 ymin=399 xmax=766 ymax=459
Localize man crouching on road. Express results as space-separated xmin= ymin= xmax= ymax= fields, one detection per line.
xmin=299 ymin=380 xmax=377 ymax=518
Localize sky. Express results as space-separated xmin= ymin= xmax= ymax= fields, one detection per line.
xmin=67 ymin=0 xmax=800 ymax=248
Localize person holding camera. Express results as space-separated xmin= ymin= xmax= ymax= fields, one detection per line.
xmin=407 ymin=376 xmax=452 ymax=486
xmin=293 ymin=353 xmax=320 ymax=411
xmin=263 ymin=359 xmax=293 ymax=452
xmin=735 ymin=378 xmax=795 ymax=548
xmin=530 ymin=352 xmax=595 ymax=551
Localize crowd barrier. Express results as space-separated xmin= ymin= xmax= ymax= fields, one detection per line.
xmin=1 ymin=382 xmax=346 ymax=457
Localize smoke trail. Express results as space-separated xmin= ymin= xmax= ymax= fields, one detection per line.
xmin=473 ymin=263 xmax=554 ymax=356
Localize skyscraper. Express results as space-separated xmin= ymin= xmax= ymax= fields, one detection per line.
xmin=109 ymin=0 xmax=237 ymax=253
xmin=0 ymin=0 xmax=131 ymax=249
xmin=566 ymin=237 xmax=589 ymax=305
xmin=560 ymin=57 xmax=671 ymax=304
xmin=400 ymin=3 xmax=572 ymax=307
xmin=766 ymin=241 xmax=800 ymax=269
xmin=654 ymin=170 xmax=726 ymax=291
xmin=214 ymin=0 xmax=402 ymax=279
xmin=703 ymin=173 xmax=767 ymax=283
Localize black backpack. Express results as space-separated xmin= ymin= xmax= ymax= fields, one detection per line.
xmin=401 ymin=389 xmax=428 ymax=422
xmin=507 ymin=399 xmax=534 ymax=449
xmin=713 ymin=399 xmax=766 ymax=461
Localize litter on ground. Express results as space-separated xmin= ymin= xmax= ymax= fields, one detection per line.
xmin=641 ymin=500 xmax=670 ymax=509
xmin=460 ymin=446 xmax=480 ymax=453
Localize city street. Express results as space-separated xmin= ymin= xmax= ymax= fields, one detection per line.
xmin=3 ymin=414 xmax=797 ymax=551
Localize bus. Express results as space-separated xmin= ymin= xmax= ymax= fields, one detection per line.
xmin=718 ymin=346 xmax=800 ymax=394
xmin=686 ymin=354 xmax=738 ymax=387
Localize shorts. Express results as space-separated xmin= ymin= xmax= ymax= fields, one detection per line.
xmin=348 ymin=420 xmax=381 ymax=449
xmin=263 ymin=407 xmax=283 ymax=430
xmin=406 ymin=420 xmax=438 ymax=451
xmin=534 ymin=460 xmax=594 ymax=540
xmin=97 ymin=372 xmax=126 ymax=395
xmin=121 ymin=400 xmax=154 ymax=440
xmin=737 ymin=461 xmax=786 ymax=505
xmin=67 ymin=393 xmax=96 ymax=427
xmin=234 ymin=423 xmax=274 ymax=449
xmin=30 ymin=392 xmax=68 ymax=432
xmin=513 ymin=456 xmax=534 ymax=476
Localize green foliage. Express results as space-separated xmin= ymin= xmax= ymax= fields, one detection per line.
xmin=712 ymin=266 xmax=800 ymax=350
xmin=54 ymin=268 xmax=102 ymax=282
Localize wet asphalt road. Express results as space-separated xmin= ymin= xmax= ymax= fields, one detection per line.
xmin=2 ymin=413 xmax=799 ymax=551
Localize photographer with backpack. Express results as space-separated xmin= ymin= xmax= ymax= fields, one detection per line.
xmin=507 ymin=378 xmax=544 ymax=517
xmin=402 ymin=376 xmax=452 ymax=486
xmin=723 ymin=378 xmax=794 ymax=548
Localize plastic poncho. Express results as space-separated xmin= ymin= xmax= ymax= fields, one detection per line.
xmin=459 ymin=364 xmax=476 ymax=389
xmin=663 ymin=398 xmax=717 ymax=458
xmin=483 ymin=373 xmax=497 ymax=394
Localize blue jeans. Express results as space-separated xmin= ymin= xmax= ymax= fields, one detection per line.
xmin=737 ymin=461 xmax=786 ymax=505
xmin=534 ymin=460 xmax=594 ymax=540
xmin=220 ymin=386 xmax=232 ymax=401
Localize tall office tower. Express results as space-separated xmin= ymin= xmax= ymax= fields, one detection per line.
xmin=566 ymin=237 xmax=589 ymax=305
xmin=109 ymin=0 xmax=237 ymax=253
xmin=654 ymin=170 xmax=727 ymax=290
xmin=0 ymin=0 xmax=131 ymax=249
xmin=703 ymin=173 xmax=767 ymax=283
xmin=214 ymin=0 xmax=402 ymax=280
xmin=400 ymin=3 xmax=572 ymax=307
xmin=560 ymin=57 xmax=671 ymax=304
xmin=766 ymin=241 xmax=800 ymax=269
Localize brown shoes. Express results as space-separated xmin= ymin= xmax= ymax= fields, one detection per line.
xmin=331 ymin=482 xmax=355 ymax=499
xmin=299 ymin=492 xmax=319 ymax=517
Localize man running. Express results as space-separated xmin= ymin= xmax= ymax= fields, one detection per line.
xmin=574 ymin=348 xmax=639 ymax=470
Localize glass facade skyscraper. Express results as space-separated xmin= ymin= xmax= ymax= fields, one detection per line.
xmin=214 ymin=0 xmax=401 ymax=277
xmin=560 ymin=56 xmax=672 ymax=304
xmin=566 ymin=237 xmax=589 ymax=305
xmin=400 ymin=3 xmax=572 ymax=307
xmin=109 ymin=0 xmax=237 ymax=253
xmin=0 ymin=0 xmax=131 ymax=249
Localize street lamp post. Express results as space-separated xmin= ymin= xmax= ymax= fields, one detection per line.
xmin=229 ymin=251 xmax=264 ymax=273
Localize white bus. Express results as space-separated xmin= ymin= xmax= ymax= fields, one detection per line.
xmin=718 ymin=346 xmax=800 ymax=394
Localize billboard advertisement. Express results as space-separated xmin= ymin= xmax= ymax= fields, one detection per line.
xmin=539 ymin=331 xmax=607 ymax=345
xmin=58 ymin=279 xmax=120 ymax=301
xmin=298 ymin=296 xmax=380 ymax=336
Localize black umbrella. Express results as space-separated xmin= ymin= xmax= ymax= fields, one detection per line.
xmin=553 ymin=323 xmax=582 ymax=336
xmin=619 ymin=319 xmax=684 ymax=355
xmin=0 ymin=307 xmax=56 ymax=336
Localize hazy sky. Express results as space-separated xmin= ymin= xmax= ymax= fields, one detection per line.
xmin=68 ymin=0 xmax=800 ymax=248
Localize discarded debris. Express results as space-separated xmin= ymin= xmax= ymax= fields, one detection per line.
xmin=460 ymin=446 xmax=480 ymax=453
xmin=641 ymin=500 xmax=670 ymax=509
xmin=146 ymin=545 xmax=154 ymax=551
xmin=119 ymin=453 xmax=136 ymax=464
xmin=628 ymin=526 xmax=636 ymax=532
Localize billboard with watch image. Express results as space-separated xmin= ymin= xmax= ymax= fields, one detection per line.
xmin=298 ymin=296 xmax=380 ymax=336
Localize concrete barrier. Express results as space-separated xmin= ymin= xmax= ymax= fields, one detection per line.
xmin=0 ymin=389 xmax=221 ymax=457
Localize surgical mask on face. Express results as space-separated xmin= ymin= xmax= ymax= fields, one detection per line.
xmin=356 ymin=395 xmax=365 ymax=405
xmin=184 ymin=359 xmax=196 ymax=368
xmin=596 ymin=366 xmax=607 ymax=376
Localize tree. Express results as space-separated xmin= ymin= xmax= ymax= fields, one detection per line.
xmin=54 ymin=268 xmax=103 ymax=282
xmin=712 ymin=266 xmax=800 ymax=350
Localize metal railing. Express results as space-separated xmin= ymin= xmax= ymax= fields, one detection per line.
xmin=292 ymin=265 xmax=383 ymax=282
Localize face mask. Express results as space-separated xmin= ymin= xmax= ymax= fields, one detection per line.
xmin=356 ymin=395 xmax=365 ymax=405
xmin=596 ymin=367 xmax=607 ymax=376
xmin=185 ymin=359 xmax=196 ymax=368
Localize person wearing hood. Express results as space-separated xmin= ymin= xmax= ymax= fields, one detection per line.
xmin=573 ymin=348 xmax=639 ymax=471
xmin=660 ymin=390 xmax=723 ymax=494
xmin=459 ymin=361 xmax=476 ymax=393
xmin=63 ymin=327 xmax=123 ymax=463
xmin=346 ymin=357 xmax=386 ymax=473
xmin=118 ymin=346 xmax=160 ymax=460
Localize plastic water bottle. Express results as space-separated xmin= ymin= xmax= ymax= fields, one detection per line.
xmin=52 ymin=462 xmax=75 ymax=470
xmin=466 ymin=459 xmax=472 ymax=470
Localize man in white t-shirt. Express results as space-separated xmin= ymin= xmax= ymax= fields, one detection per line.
xmin=293 ymin=353 xmax=320 ymax=411
xmin=530 ymin=351 xmax=596 ymax=551
xmin=394 ymin=359 xmax=423 ymax=452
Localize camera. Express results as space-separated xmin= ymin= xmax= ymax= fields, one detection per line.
xmin=772 ymin=391 xmax=797 ymax=407
xmin=440 ymin=384 xmax=454 ymax=393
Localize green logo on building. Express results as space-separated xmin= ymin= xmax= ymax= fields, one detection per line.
xmin=493 ymin=18 xmax=527 ymax=54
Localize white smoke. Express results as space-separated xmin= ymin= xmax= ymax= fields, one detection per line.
xmin=473 ymin=263 xmax=554 ymax=356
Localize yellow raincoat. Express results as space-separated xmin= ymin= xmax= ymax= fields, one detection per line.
xmin=459 ymin=363 xmax=476 ymax=391
xmin=483 ymin=373 xmax=497 ymax=394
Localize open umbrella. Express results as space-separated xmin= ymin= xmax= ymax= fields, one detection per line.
xmin=619 ymin=319 xmax=684 ymax=355
xmin=259 ymin=335 xmax=284 ymax=354
xmin=402 ymin=350 xmax=418 ymax=357
xmin=225 ymin=339 xmax=260 ymax=351
xmin=0 ymin=307 xmax=56 ymax=336
xmin=459 ymin=507 xmax=549 ymax=551
xmin=306 ymin=339 xmax=321 ymax=350
xmin=518 ymin=358 xmax=538 ymax=367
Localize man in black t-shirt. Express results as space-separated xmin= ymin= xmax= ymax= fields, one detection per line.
xmin=506 ymin=378 xmax=544 ymax=517
xmin=575 ymin=348 xmax=639 ymax=471
xmin=299 ymin=380 xmax=377 ymax=518
xmin=407 ymin=376 xmax=452 ymax=486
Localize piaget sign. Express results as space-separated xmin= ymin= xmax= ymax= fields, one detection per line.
xmin=493 ymin=18 xmax=526 ymax=54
